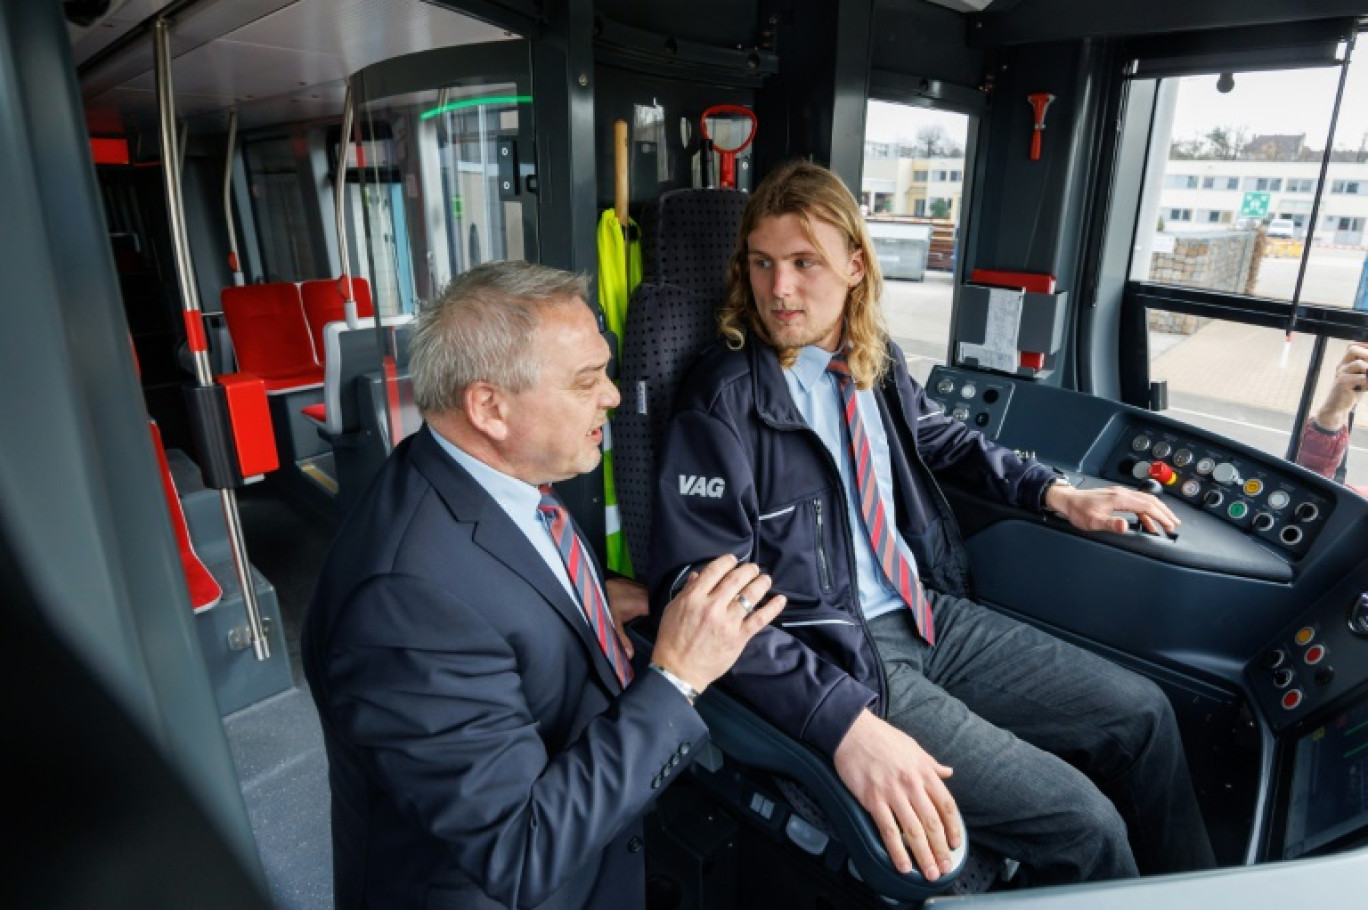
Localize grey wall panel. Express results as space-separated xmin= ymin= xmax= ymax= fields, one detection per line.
xmin=871 ymin=1 xmax=985 ymax=90
xmin=969 ymin=39 xmax=1118 ymax=389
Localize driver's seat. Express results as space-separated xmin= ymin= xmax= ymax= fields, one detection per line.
xmin=615 ymin=188 xmax=999 ymax=904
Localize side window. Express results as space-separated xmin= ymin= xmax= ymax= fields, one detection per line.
xmin=861 ymin=101 xmax=973 ymax=385
xmin=1126 ymin=54 xmax=1368 ymax=490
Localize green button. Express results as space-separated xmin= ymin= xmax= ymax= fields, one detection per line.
xmin=1228 ymin=502 xmax=1249 ymax=520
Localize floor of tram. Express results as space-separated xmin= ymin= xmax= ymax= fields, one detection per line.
xmin=223 ymin=482 xmax=337 ymax=910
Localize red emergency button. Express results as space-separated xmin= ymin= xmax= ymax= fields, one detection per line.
xmin=1305 ymin=644 xmax=1327 ymax=665
xmin=1148 ymin=462 xmax=1177 ymax=486
xmin=1282 ymin=689 xmax=1304 ymax=710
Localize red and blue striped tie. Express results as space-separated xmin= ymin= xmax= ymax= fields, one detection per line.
xmin=826 ymin=353 xmax=935 ymax=645
xmin=538 ymin=485 xmax=634 ymax=686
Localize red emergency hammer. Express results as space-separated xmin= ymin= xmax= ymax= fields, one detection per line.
xmin=1027 ymin=92 xmax=1055 ymax=161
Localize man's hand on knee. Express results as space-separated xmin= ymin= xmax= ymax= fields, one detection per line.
xmin=833 ymin=709 xmax=961 ymax=881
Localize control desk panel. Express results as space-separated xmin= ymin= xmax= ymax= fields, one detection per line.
xmin=1247 ymin=581 xmax=1368 ymax=730
xmin=924 ymin=371 xmax=1015 ymax=440
xmin=924 ymin=365 xmax=1337 ymax=564
xmin=1098 ymin=421 xmax=1334 ymax=557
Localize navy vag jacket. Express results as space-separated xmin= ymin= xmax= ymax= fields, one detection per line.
xmin=648 ymin=338 xmax=1057 ymax=759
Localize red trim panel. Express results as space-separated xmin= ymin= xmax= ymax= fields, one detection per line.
xmin=183 ymin=310 xmax=209 ymax=353
xmin=90 ymin=136 xmax=130 ymax=166
xmin=969 ymin=269 xmax=1056 ymax=294
xmin=218 ymin=373 xmax=279 ymax=476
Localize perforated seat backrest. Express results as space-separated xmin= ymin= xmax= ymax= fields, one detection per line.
xmin=616 ymin=189 xmax=749 ymax=577
xmin=220 ymin=283 xmax=323 ymax=391
xmin=301 ymin=277 xmax=376 ymax=365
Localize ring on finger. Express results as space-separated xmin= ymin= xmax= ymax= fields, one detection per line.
xmin=734 ymin=593 xmax=754 ymax=614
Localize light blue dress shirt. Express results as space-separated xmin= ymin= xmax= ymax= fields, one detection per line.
xmin=783 ymin=346 xmax=916 ymax=622
xmin=428 ymin=426 xmax=583 ymax=611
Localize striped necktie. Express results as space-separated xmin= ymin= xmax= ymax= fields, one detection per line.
xmin=826 ymin=352 xmax=935 ymax=645
xmin=538 ymin=485 xmax=634 ymax=686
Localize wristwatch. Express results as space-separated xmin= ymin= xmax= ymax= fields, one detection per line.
xmin=650 ymin=663 xmax=699 ymax=705
xmin=1042 ymin=474 xmax=1072 ymax=516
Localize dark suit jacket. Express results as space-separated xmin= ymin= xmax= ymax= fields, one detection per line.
xmin=303 ymin=428 xmax=708 ymax=909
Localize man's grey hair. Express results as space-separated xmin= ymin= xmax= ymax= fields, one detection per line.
xmin=410 ymin=260 xmax=591 ymax=416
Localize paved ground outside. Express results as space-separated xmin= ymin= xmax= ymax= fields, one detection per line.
xmin=880 ymin=247 xmax=1367 ymax=490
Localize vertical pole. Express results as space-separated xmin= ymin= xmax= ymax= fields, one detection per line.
xmin=1286 ymin=334 xmax=1330 ymax=464
xmin=335 ymin=80 xmax=359 ymax=327
xmin=154 ymin=19 xmax=269 ymax=661
xmin=223 ymin=108 xmax=244 ymax=286
xmin=1286 ymin=33 xmax=1355 ymax=336
xmin=1354 ymin=253 xmax=1368 ymax=313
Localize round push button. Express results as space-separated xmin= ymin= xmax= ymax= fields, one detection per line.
xmin=1149 ymin=462 xmax=1177 ymax=485
xmin=1281 ymin=689 xmax=1304 ymax=710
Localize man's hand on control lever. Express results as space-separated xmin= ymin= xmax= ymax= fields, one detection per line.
xmin=1046 ymin=482 xmax=1180 ymax=537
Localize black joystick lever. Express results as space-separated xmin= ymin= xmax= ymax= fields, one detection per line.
xmin=1130 ymin=478 xmax=1179 ymax=540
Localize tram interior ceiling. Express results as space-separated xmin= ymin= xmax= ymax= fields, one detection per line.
xmin=13 ymin=0 xmax=1367 ymax=906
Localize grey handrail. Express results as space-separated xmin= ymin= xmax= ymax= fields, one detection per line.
xmin=222 ymin=108 xmax=244 ymax=286
xmin=334 ymin=79 xmax=360 ymax=328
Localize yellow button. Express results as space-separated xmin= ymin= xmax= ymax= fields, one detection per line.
xmin=1244 ymin=479 xmax=1264 ymax=497
xmin=1294 ymin=626 xmax=1315 ymax=646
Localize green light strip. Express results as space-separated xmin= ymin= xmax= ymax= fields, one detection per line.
xmin=1345 ymin=740 xmax=1368 ymax=760
xmin=419 ymin=95 xmax=532 ymax=121
xmin=1347 ymin=718 xmax=1368 ymax=738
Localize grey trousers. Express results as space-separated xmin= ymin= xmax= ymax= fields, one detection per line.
xmin=868 ymin=592 xmax=1216 ymax=884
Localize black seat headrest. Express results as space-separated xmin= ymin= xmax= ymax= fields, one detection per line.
xmin=640 ymin=189 xmax=749 ymax=297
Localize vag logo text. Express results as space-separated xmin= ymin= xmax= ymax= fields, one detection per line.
xmin=679 ymin=475 xmax=726 ymax=498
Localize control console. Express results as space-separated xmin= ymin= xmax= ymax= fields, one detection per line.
xmin=924 ymin=371 xmax=1014 ymax=439
xmin=1099 ymin=422 xmax=1334 ymax=556
xmin=1249 ymin=587 xmax=1368 ymax=729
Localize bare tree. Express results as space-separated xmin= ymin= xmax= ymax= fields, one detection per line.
xmin=915 ymin=125 xmax=952 ymax=158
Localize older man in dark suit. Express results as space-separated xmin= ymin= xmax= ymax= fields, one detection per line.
xmin=303 ymin=260 xmax=784 ymax=910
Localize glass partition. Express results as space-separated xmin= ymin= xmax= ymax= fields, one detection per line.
xmin=345 ymin=42 xmax=535 ymax=450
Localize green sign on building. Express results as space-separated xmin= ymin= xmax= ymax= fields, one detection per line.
xmin=1240 ymin=191 xmax=1271 ymax=219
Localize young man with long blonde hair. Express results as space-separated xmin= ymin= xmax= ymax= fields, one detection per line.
xmin=650 ymin=161 xmax=1214 ymax=886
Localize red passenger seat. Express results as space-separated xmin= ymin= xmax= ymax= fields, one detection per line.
xmin=220 ymin=283 xmax=324 ymax=392
xmin=149 ymin=421 xmax=222 ymax=613
xmin=301 ymin=276 xmax=375 ymax=365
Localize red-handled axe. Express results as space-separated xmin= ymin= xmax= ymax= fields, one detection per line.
xmin=1027 ymin=92 xmax=1055 ymax=161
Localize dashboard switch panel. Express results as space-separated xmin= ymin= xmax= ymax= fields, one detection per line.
xmin=1101 ymin=421 xmax=1333 ymax=556
xmin=925 ymin=369 xmax=1014 ymax=439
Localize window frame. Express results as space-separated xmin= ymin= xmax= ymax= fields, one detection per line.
xmin=1110 ymin=21 xmax=1368 ymax=467
xmin=862 ymin=75 xmax=987 ymax=376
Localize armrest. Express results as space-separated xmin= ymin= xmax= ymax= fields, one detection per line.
xmin=695 ymin=683 xmax=968 ymax=902
xmin=627 ymin=620 xmax=968 ymax=902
